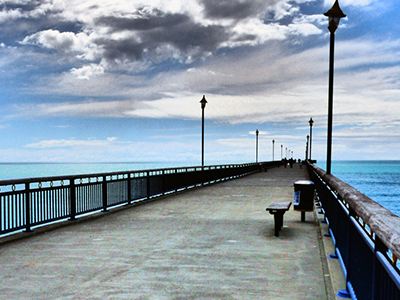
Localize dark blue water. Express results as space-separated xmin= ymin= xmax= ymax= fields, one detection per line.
xmin=318 ymin=160 xmax=400 ymax=217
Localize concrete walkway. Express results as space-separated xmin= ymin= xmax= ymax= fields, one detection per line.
xmin=0 ymin=164 xmax=333 ymax=299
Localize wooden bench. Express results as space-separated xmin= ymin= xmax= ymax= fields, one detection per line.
xmin=266 ymin=202 xmax=292 ymax=237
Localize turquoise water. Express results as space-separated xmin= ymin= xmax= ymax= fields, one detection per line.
xmin=0 ymin=162 xmax=190 ymax=181
xmin=318 ymin=160 xmax=400 ymax=217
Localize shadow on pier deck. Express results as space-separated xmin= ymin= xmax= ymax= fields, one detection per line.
xmin=0 ymin=164 xmax=339 ymax=299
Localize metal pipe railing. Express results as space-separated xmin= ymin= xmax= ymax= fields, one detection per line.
xmin=307 ymin=162 xmax=400 ymax=300
xmin=0 ymin=161 xmax=282 ymax=237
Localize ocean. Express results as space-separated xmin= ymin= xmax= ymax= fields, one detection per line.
xmin=317 ymin=160 xmax=400 ymax=217
xmin=0 ymin=162 xmax=189 ymax=181
xmin=0 ymin=160 xmax=399 ymax=217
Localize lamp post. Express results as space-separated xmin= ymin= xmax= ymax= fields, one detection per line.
xmin=286 ymin=147 xmax=288 ymax=159
xmin=324 ymin=0 xmax=346 ymax=175
xmin=281 ymin=145 xmax=283 ymax=160
xmin=200 ymin=95 xmax=207 ymax=167
xmin=272 ymin=140 xmax=275 ymax=161
xmin=255 ymin=129 xmax=259 ymax=163
xmin=306 ymin=135 xmax=309 ymax=161
xmin=309 ymin=118 xmax=314 ymax=161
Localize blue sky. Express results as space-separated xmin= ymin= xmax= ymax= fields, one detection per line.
xmin=0 ymin=0 xmax=399 ymax=165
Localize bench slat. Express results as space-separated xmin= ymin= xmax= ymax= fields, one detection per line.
xmin=266 ymin=201 xmax=291 ymax=211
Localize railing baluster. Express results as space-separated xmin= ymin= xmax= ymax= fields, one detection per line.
xmin=24 ymin=183 xmax=33 ymax=232
xmin=146 ymin=172 xmax=150 ymax=199
xmin=102 ymin=176 xmax=108 ymax=212
xmin=70 ymin=179 xmax=76 ymax=220
xmin=127 ymin=173 xmax=131 ymax=204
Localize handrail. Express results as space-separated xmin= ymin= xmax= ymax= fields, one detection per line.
xmin=0 ymin=162 xmax=264 ymax=185
xmin=307 ymin=162 xmax=400 ymax=299
xmin=308 ymin=163 xmax=400 ymax=259
xmin=0 ymin=161 xmax=282 ymax=237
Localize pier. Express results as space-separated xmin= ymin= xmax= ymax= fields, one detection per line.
xmin=2 ymin=162 xmax=400 ymax=299
xmin=0 ymin=164 xmax=339 ymax=299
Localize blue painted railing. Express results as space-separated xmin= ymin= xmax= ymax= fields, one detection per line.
xmin=0 ymin=161 xmax=281 ymax=237
xmin=308 ymin=163 xmax=400 ymax=300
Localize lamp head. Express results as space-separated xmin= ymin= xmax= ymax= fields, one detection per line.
xmin=309 ymin=117 xmax=314 ymax=126
xmin=324 ymin=0 xmax=346 ymax=33
xmin=256 ymin=129 xmax=259 ymax=135
xmin=200 ymin=95 xmax=207 ymax=109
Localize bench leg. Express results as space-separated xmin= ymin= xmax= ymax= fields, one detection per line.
xmin=273 ymin=213 xmax=285 ymax=237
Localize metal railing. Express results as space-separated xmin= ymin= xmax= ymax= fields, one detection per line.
xmin=307 ymin=163 xmax=400 ymax=300
xmin=0 ymin=161 xmax=281 ymax=237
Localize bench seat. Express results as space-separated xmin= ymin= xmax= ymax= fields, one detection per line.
xmin=266 ymin=201 xmax=292 ymax=237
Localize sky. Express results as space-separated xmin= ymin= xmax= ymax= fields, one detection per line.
xmin=0 ymin=0 xmax=399 ymax=165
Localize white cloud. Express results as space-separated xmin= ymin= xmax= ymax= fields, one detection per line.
xmin=12 ymin=0 xmax=328 ymax=71
xmin=226 ymin=20 xmax=288 ymax=47
xmin=0 ymin=6 xmax=23 ymax=22
xmin=21 ymin=29 xmax=99 ymax=61
xmin=15 ymin=99 xmax=138 ymax=118
xmin=11 ymin=35 xmax=400 ymax=137
xmin=288 ymin=23 xmax=323 ymax=36
xmin=8 ymin=137 xmax=201 ymax=163
xmin=25 ymin=137 xmax=118 ymax=149
xmin=70 ymin=64 xmax=104 ymax=80
xmin=1 ymin=0 xmax=400 ymax=163
xmin=272 ymin=0 xmax=299 ymax=20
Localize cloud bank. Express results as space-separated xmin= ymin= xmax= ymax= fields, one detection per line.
xmin=0 ymin=0 xmax=399 ymax=163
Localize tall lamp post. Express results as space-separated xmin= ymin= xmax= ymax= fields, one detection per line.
xmin=324 ymin=0 xmax=346 ymax=175
xmin=281 ymin=145 xmax=283 ymax=160
xmin=309 ymin=118 xmax=314 ymax=161
xmin=255 ymin=129 xmax=259 ymax=163
xmin=200 ymin=95 xmax=207 ymax=167
xmin=272 ymin=140 xmax=275 ymax=161
xmin=306 ymin=135 xmax=309 ymax=161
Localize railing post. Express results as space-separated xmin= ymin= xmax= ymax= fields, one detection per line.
xmin=127 ymin=173 xmax=132 ymax=205
xmin=162 ymin=170 xmax=165 ymax=195
xmin=69 ymin=179 xmax=76 ymax=220
xmin=24 ymin=183 xmax=33 ymax=232
xmin=372 ymin=236 xmax=387 ymax=300
xmin=146 ymin=172 xmax=150 ymax=199
xmin=102 ymin=176 xmax=108 ymax=212
xmin=174 ymin=169 xmax=178 ymax=192
xmin=347 ymin=205 xmax=356 ymax=273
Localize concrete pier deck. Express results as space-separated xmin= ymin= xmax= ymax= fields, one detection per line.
xmin=0 ymin=164 xmax=336 ymax=299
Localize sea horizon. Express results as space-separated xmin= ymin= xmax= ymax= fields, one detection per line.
xmin=1 ymin=160 xmax=399 ymax=217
